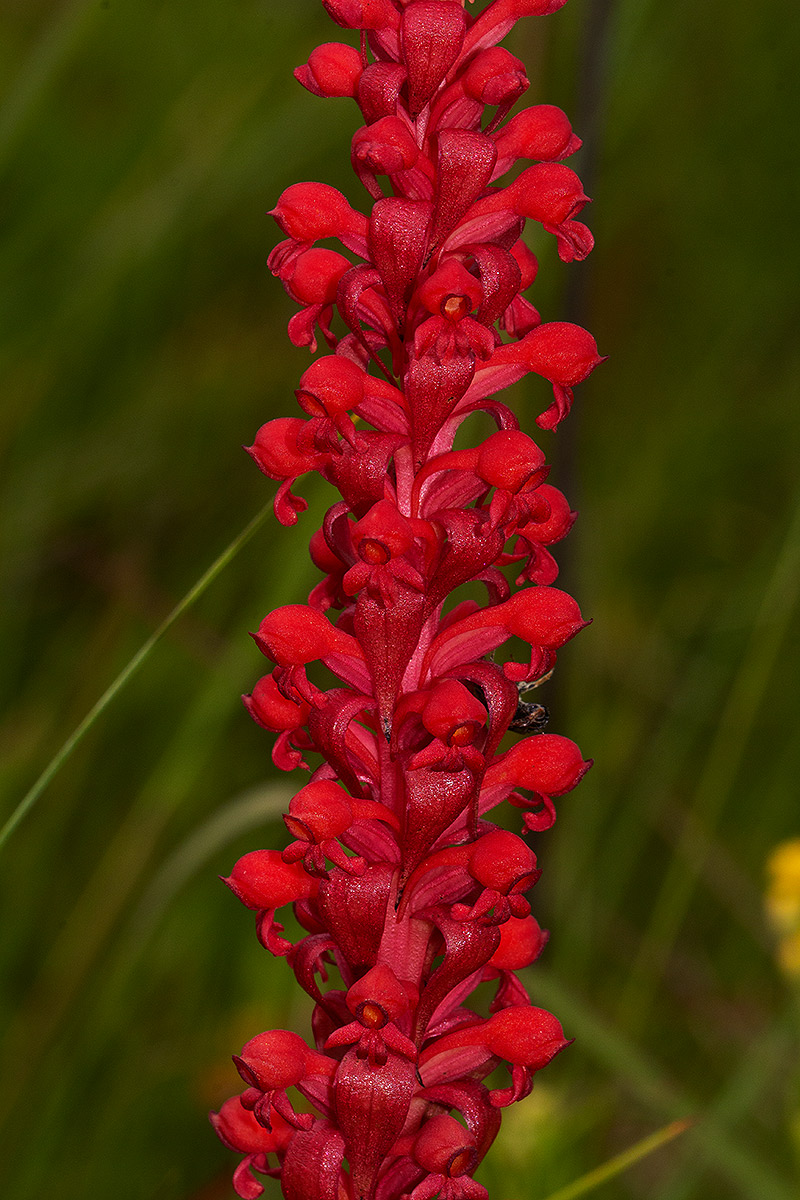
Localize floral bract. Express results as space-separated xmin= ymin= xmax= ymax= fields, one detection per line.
xmin=213 ymin=2 xmax=601 ymax=1197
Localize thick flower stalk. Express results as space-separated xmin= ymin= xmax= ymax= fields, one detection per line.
xmin=212 ymin=2 xmax=602 ymax=1197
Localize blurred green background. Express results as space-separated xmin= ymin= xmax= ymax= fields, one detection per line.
xmin=1 ymin=0 xmax=799 ymax=1197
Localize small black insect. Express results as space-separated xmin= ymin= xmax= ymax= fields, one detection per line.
xmin=508 ymin=672 xmax=552 ymax=734
xmin=509 ymin=696 xmax=549 ymax=734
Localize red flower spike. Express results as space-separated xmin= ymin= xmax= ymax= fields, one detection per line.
xmin=217 ymin=2 xmax=603 ymax=1195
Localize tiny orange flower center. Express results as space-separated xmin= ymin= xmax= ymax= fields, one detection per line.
xmin=359 ymin=538 xmax=391 ymax=564
xmin=359 ymin=1001 xmax=387 ymax=1028
xmin=442 ymin=293 xmax=470 ymax=321
xmin=448 ymin=1150 xmax=473 ymax=1177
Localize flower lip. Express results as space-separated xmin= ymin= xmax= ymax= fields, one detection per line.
xmin=283 ymin=814 xmax=312 ymax=842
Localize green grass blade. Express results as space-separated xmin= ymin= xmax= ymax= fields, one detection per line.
xmin=620 ymin=494 xmax=800 ymax=1030
xmin=0 ymin=498 xmax=273 ymax=854
xmin=539 ymin=1117 xmax=694 ymax=1200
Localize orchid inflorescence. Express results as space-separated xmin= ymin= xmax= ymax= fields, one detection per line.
xmin=211 ymin=1 xmax=602 ymax=1197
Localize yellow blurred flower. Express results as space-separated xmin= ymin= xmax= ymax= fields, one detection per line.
xmin=765 ymin=838 xmax=800 ymax=977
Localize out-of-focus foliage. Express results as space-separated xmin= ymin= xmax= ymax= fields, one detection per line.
xmin=0 ymin=0 xmax=798 ymax=1197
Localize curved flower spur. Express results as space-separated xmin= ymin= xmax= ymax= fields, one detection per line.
xmin=212 ymin=2 xmax=602 ymax=1197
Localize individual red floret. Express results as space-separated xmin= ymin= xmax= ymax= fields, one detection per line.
xmin=352 ymin=115 xmax=425 ymax=197
xmin=408 ymin=1114 xmax=487 ymax=1200
xmin=417 ymin=259 xmax=484 ymax=321
xmin=282 ymin=778 xmax=365 ymax=877
xmin=468 ymin=321 xmax=605 ymax=430
xmin=234 ymin=1029 xmax=336 ymax=1131
xmin=270 ymin=181 xmax=368 ymax=256
xmin=424 ymin=584 xmax=587 ymax=681
xmin=490 ymin=913 xmax=549 ymax=971
xmin=243 ymin=672 xmax=311 ymax=733
xmin=253 ymin=604 xmax=364 ymax=669
xmin=245 ymin=416 xmax=330 ymax=526
xmin=322 ymin=0 xmax=400 ymax=30
xmin=223 ymin=848 xmax=319 ymax=955
xmin=482 ymin=732 xmax=592 ymax=830
xmin=492 ymin=105 xmax=581 ymax=176
xmin=210 ymin=1095 xmax=294 ymax=1199
xmin=294 ymin=42 xmax=363 ymax=98
xmin=242 ymin=672 xmax=313 ymax=771
xmin=419 ymin=1004 xmax=570 ymax=1105
xmin=342 ymin=499 xmax=425 ymax=604
xmin=324 ymin=963 xmax=418 ymax=1064
xmin=451 ymin=829 xmax=541 ymax=924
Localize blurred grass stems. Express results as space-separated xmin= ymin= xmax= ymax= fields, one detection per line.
xmin=0 ymin=498 xmax=273 ymax=853
xmin=619 ymin=494 xmax=800 ymax=1032
xmin=530 ymin=969 xmax=796 ymax=1199
xmin=0 ymin=465 xmax=328 ymax=1125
